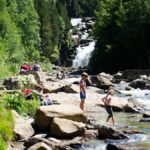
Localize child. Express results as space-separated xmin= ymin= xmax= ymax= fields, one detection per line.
xmin=80 ymin=72 xmax=88 ymax=110
xmin=102 ymin=89 xmax=115 ymax=125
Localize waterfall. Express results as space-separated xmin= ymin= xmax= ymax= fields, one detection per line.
xmin=70 ymin=18 xmax=95 ymax=69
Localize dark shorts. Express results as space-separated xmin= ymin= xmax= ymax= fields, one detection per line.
xmin=105 ymin=105 xmax=113 ymax=117
xmin=80 ymin=92 xmax=86 ymax=100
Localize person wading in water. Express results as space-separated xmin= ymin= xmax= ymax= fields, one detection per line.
xmin=101 ymin=89 xmax=115 ymax=125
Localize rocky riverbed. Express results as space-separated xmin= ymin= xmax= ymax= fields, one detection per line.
xmin=1 ymin=68 xmax=150 ymax=150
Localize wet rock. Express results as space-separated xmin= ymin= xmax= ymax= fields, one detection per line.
xmin=106 ymin=144 xmax=125 ymax=150
xmin=98 ymin=125 xmax=127 ymax=140
xmin=123 ymin=129 xmax=144 ymax=135
xmin=129 ymin=79 xmax=147 ymax=89
xmin=12 ymin=110 xmax=34 ymax=141
xmin=50 ymin=118 xmax=86 ymax=139
xmin=145 ymin=84 xmax=150 ymax=90
xmin=28 ymin=142 xmax=52 ymax=150
xmin=35 ymin=105 xmax=86 ymax=130
xmin=143 ymin=112 xmax=150 ymax=118
xmin=139 ymin=118 xmax=150 ymax=122
xmin=125 ymin=86 xmax=132 ymax=91
xmin=123 ymin=98 xmax=142 ymax=113
xmin=91 ymin=75 xmax=112 ymax=89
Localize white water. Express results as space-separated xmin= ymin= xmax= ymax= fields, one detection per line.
xmin=73 ymin=41 xmax=95 ymax=68
xmin=71 ymin=18 xmax=82 ymax=27
xmin=71 ymin=18 xmax=95 ymax=69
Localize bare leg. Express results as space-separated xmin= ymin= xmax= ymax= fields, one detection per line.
xmin=80 ymin=99 xmax=85 ymax=110
xmin=112 ymin=117 xmax=115 ymax=125
xmin=106 ymin=116 xmax=111 ymax=122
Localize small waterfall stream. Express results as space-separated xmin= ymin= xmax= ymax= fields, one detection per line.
xmin=70 ymin=18 xmax=95 ymax=69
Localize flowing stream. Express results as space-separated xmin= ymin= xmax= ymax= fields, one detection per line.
xmin=70 ymin=18 xmax=95 ymax=69
xmin=81 ymin=82 xmax=150 ymax=150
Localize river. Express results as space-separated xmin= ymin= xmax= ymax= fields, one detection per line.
xmin=70 ymin=18 xmax=150 ymax=150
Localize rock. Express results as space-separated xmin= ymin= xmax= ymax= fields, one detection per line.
xmin=125 ymin=86 xmax=132 ymax=91
xmin=62 ymin=84 xmax=80 ymax=93
xmin=42 ymin=81 xmax=70 ymax=93
xmin=98 ymin=125 xmax=127 ymax=139
xmin=35 ymin=105 xmax=86 ymax=130
xmin=123 ymin=129 xmax=144 ymax=135
xmin=3 ymin=75 xmax=37 ymax=90
xmin=28 ymin=142 xmax=52 ymax=150
xmin=122 ymin=69 xmax=150 ymax=81
xmin=143 ymin=112 xmax=150 ymax=118
xmin=12 ymin=110 xmax=34 ymax=141
xmin=106 ymin=144 xmax=141 ymax=150
xmin=106 ymin=144 xmax=125 ymax=150
xmin=59 ymin=137 xmax=82 ymax=148
xmin=99 ymin=97 xmax=128 ymax=112
xmin=129 ymin=79 xmax=147 ymax=89
xmin=91 ymin=75 xmax=112 ymax=89
xmin=25 ymin=136 xmax=56 ymax=149
xmin=114 ymin=72 xmax=123 ymax=79
xmin=139 ymin=118 xmax=150 ymax=122
xmin=145 ymin=84 xmax=150 ymax=90
xmin=50 ymin=118 xmax=86 ymax=139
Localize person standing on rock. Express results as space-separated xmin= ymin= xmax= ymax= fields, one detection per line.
xmin=102 ymin=89 xmax=115 ymax=125
xmin=80 ymin=72 xmax=88 ymax=110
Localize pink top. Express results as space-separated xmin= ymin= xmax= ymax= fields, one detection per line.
xmin=80 ymin=79 xmax=86 ymax=92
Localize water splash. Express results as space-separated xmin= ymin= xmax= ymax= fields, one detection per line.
xmin=73 ymin=41 xmax=95 ymax=68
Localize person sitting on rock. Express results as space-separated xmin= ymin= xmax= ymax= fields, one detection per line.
xmin=80 ymin=72 xmax=88 ymax=110
xmin=32 ymin=62 xmax=42 ymax=72
xmin=20 ymin=62 xmax=32 ymax=74
xmin=33 ymin=85 xmax=53 ymax=106
xmin=101 ymin=89 xmax=115 ymax=125
xmin=22 ymin=88 xmax=33 ymax=100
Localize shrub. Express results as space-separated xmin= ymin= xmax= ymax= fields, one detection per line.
xmin=1 ymin=93 xmax=40 ymax=117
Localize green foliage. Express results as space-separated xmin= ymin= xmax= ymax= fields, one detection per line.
xmin=0 ymin=104 xmax=14 ymax=150
xmin=1 ymin=93 xmax=40 ymax=116
xmin=90 ymin=0 xmax=150 ymax=73
xmin=66 ymin=0 xmax=98 ymax=17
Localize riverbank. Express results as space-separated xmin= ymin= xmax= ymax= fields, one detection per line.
xmin=0 ymin=68 xmax=150 ymax=150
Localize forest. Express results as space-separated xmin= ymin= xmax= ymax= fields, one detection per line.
xmin=90 ymin=0 xmax=150 ymax=73
xmin=0 ymin=0 xmax=97 ymax=79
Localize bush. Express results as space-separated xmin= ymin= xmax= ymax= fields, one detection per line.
xmin=1 ymin=93 xmax=40 ymax=117
xmin=0 ymin=105 xmax=14 ymax=150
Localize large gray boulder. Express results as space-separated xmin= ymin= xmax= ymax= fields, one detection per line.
xmin=91 ymin=75 xmax=112 ymax=89
xmin=50 ymin=118 xmax=86 ymax=139
xmin=12 ymin=110 xmax=34 ymax=141
xmin=129 ymin=79 xmax=147 ymax=89
xmin=98 ymin=125 xmax=127 ymax=140
xmin=35 ymin=105 xmax=86 ymax=130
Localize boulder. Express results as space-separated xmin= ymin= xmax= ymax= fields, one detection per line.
xmin=106 ymin=144 xmax=125 ymax=150
xmin=12 ymin=110 xmax=34 ymax=141
xmin=139 ymin=118 xmax=150 ymax=122
xmin=129 ymin=79 xmax=147 ymax=89
xmin=114 ymin=72 xmax=123 ymax=79
xmin=62 ymin=84 xmax=80 ymax=93
xmin=2 ymin=75 xmax=37 ymax=90
xmin=123 ymin=98 xmax=142 ymax=113
xmin=28 ymin=142 xmax=52 ymax=150
xmin=98 ymin=125 xmax=127 ymax=139
xmin=50 ymin=118 xmax=86 ymax=139
xmin=42 ymin=81 xmax=70 ymax=93
xmin=91 ymin=75 xmax=112 ymax=89
xmin=35 ymin=105 xmax=86 ymax=130
xmin=143 ymin=112 xmax=150 ymax=118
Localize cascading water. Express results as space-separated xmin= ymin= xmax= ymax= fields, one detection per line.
xmin=70 ymin=18 xmax=95 ymax=69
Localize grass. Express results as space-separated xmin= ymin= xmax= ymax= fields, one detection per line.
xmin=0 ymin=93 xmax=40 ymax=149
